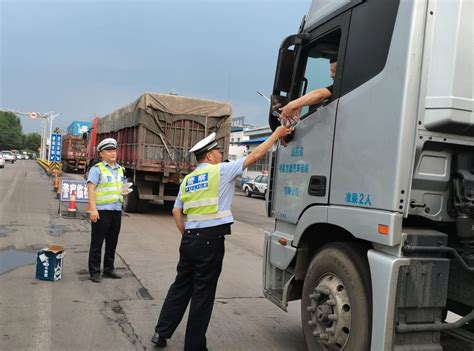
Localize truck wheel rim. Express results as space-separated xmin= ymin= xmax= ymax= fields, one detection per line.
xmin=306 ymin=273 xmax=351 ymax=349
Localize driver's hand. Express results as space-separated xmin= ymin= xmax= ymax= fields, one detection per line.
xmin=280 ymin=102 xmax=301 ymax=123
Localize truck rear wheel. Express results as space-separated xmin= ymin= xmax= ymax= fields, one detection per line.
xmin=301 ymin=242 xmax=372 ymax=351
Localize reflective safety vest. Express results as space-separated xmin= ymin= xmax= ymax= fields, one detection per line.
xmin=180 ymin=164 xmax=232 ymax=222
xmin=95 ymin=163 xmax=124 ymax=205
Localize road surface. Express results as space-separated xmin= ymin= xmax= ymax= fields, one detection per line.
xmin=0 ymin=160 xmax=305 ymax=351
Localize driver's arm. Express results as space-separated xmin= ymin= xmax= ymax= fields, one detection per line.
xmin=280 ymin=87 xmax=332 ymax=121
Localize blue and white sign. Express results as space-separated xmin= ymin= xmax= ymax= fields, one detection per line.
xmin=49 ymin=134 xmax=62 ymax=162
xmin=185 ymin=173 xmax=209 ymax=193
xmin=60 ymin=179 xmax=88 ymax=203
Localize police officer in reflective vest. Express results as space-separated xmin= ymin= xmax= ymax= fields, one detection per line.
xmin=151 ymin=126 xmax=291 ymax=350
xmin=87 ymin=138 xmax=128 ymax=283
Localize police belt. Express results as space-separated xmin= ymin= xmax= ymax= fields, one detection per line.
xmin=183 ymin=223 xmax=232 ymax=239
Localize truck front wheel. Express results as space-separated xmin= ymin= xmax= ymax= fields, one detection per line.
xmin=301 ymin=242 xmax=372 ymax=351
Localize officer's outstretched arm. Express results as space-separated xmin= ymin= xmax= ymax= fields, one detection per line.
xmin=243 ymin=126 xmax=292 ymax=169
xmin=172 ymin=207 xmax=185 ymax=235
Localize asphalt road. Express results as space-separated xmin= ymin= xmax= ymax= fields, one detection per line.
xmin=232 ymin=192 xmax=275 ymax=233
xmin=0 ymin=161 xmax=306 ymax=351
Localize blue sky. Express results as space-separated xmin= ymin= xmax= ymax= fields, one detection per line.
xmin=1 ymin=0 xmax=310 ymax=133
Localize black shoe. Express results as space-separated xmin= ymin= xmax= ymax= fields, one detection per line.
xmin=90 ymin=273 xmax=102 ymax=283
xmin=102 ymin=270 xmax=122 ymax=279
xmin=151 ymin=332 xmax=167 ymax=348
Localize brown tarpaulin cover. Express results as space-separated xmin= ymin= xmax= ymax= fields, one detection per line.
xmin=98 ymin=92 xmax=232 ymax=140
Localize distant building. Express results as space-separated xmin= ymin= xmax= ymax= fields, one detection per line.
xmin=230 ymin=127 xmax=248 ymax=145
xmin=230 ymin=116 xmax=254 ymax=145
xmin=240 ymin=126 xmax=272 ymax=179
xmin=228 ymin=116 xmax=274 ymax=179
xmin=229 ymin=144 xmax=247 ymax=162
xmin=231 ymin=116 xmax=254 ymax=129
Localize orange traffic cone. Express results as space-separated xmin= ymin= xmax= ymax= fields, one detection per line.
xmin=67 ymin=190 xmax=77 ymax=218
xmin=52 ymin=169 xmax=57 ymax=187
xmin=53 ymin=174 xmax=60 ymax=192
xmin=57 ymin=179 xmax=61 ymax=199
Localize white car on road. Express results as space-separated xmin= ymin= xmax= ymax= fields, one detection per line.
xmin=242 ymin=174 xmax=268 ymax=198
xmin=1 ymin=151 xmax=15 ymax=163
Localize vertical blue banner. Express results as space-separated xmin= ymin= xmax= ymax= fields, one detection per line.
xmin=50 ymin=134 xmax=62 ymax=162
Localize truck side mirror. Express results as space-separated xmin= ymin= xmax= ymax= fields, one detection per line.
xmin=274 ymin=48 xmax=295 ymax=93
xmin=269 ymin=33 xmax=309 ymax=131
xmin=269 ymin=95 xmax=289 ymax=131
xmin=270 ymin=48 xmax=294 ymax=131
xmin=274 ymin=33 xmax=309 ymax=93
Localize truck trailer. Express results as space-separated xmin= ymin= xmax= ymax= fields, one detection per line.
xmin=61 ymin=134 xmax=87 ymax=173
xmin=87 ymin=92 xmax=232 ymax=212
xmin=263 ymin=0 xmax=473 ymax=350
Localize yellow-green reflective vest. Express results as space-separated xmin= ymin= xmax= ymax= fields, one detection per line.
xmin=95 ymin=163 xmax=124 ymax=205
xmin=180 ymin=164 xmax=231 ymax=222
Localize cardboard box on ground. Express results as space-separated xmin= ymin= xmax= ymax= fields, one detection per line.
xmin=35 ymin=245 xmax=65 ymax=281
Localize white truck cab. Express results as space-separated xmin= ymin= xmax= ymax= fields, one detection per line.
xmin=263 ymin=0 xmax=473 ymax=350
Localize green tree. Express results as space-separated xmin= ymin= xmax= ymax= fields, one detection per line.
xmin=0 ymin=111 xmax=23 ymax=150
xmin=23 ymin=133 xmax=41 ymax=151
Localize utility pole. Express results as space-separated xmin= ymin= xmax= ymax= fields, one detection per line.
xmin=0 ymin=108 xmax=61 ymax=160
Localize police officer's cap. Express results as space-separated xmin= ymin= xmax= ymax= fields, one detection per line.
xmin=97 ymin=138 xmax=117 ymax=152
xmin=189 ymin=133 xmax=219 ymax=157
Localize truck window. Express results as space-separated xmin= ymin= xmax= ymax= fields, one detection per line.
xmin=299 ymin=56 xmax=334 ymax=118
xmin=298 ymin=30 xmax=341 ymax=119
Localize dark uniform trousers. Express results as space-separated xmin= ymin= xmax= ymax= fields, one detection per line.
xmin=155 ymin=223 xmax=230 ymax=351
xmin=88 ymin=210 xmax=122 ymax=275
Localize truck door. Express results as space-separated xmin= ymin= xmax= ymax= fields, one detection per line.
xmin=269 ymin=14 xmax=349 ymax=224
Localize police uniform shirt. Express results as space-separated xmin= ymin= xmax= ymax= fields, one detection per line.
xmin=87 ymin=161 xmax=126 ymax=211
xmin=174 ymin=156 xmax=248 ymax=229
